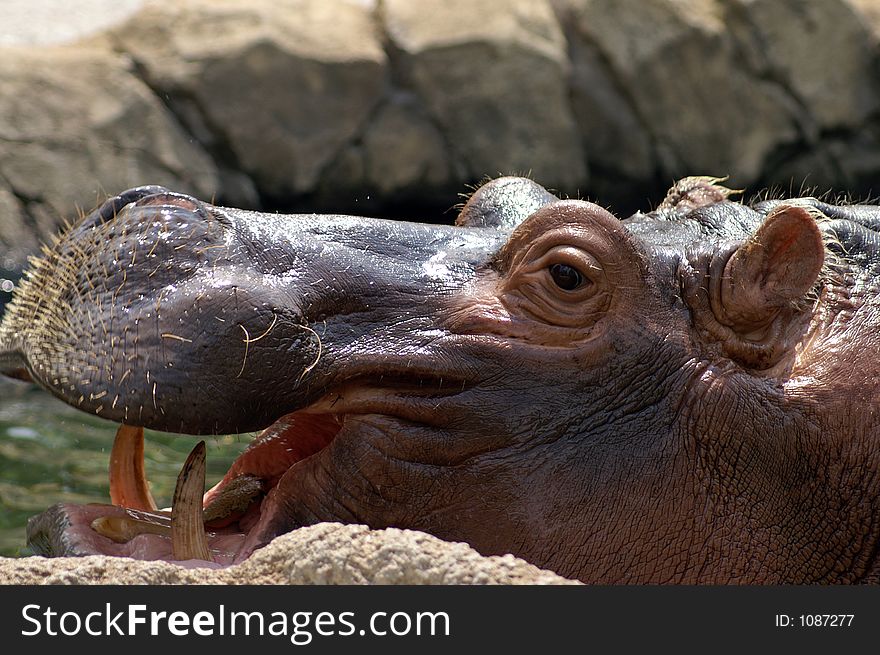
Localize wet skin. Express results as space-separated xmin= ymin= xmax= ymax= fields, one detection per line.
xmin=2 ymin=176 xmax=880 ymax=583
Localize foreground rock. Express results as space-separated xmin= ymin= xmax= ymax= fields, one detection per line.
xmin=0 ymin=524 xmax=575 ymax=585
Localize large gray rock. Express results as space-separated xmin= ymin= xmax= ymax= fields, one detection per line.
xmin=0 ymin=44 xmax=220 ymax=269
xmin=723 ymin=0 xmax=880 ymax=196
xmin=554 ymin=0 xmax=802 ymax=190
xmin=383 ymin=0 xmax=587 ymax=195
xmin=111 ymin=0 xmax=387 ymax=200
xmin=0 ymin=524 xmax=577 ymax=584
xmin=727 ymin=0 xmax=880 ymax=131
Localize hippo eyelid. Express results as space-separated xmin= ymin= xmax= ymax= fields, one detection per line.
xmin=549 ymin=263 xmax=586 ymax=291
xmin=523 ymin=246 xmax=603 ymax=296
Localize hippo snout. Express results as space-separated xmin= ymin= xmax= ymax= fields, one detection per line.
xmin=0 ymin=189 xmax=316 ymax=433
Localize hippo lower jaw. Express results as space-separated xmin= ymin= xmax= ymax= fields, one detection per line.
xmin=26 ymin=380 xmax=462 ymax=566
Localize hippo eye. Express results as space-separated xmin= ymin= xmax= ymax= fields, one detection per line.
xmin=549 ymin=263 xmax=585 ymax=291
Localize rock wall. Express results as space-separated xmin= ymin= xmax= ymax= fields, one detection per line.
xmin=2 ymin=0 xmax=879 ymax=280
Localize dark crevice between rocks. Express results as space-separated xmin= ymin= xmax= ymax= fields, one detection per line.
xmin=757 ymin=140 xmax=843 ymax=199
xmin=550 ymin=3 xmax=669 ymax=217
xmin=581 ymin=163 xmax=669 ymax=218
xmin=719 ymin=1 xmax=832 ymax=186
xmin=277 ymin=0 xmax=477 ymax=225
xmin=369 ymin=0 xmax=476 ymax=223
xmin=753 ymin=118 xmax=880 ymax=206
xmin=114 ymin=43 xmax=261 ymax=210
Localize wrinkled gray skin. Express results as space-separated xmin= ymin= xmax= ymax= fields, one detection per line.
xmin=2 ymin=176 xmax=880 ymax=583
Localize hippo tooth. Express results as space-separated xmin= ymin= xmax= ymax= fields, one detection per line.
xmin=91 ymin=514 xmax=171 ymax=543
xmin=108 ymin=424 xmax=158 ymax=511
xmin=171 ymin=441 xmax=213 ymax=562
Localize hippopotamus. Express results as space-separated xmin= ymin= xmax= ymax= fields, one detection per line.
xmin=1 ymin=176 xmax=879 ymax=584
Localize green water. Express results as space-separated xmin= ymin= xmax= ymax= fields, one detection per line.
xmin=0 ymin=378 xmax=250 ymax=557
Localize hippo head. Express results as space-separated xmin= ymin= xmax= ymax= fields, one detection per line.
xmin=1 ymin=176 xmax=878 ymax=583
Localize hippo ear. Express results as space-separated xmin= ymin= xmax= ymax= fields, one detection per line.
xmin=456 ymin=177 xmax=558 ymax=230
xmin=719 ymin=203 xmax=824 ymax=330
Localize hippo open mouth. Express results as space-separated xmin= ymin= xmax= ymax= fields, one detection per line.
xmin=0 ymin=181 xmax=519 ymax=567
xmin=30 ymin=380 xmax=465 ymax=566
xmin=4 ymin=176 xmax=880 ymax=583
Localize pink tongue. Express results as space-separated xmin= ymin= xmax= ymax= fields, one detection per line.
xmin=203 ymin=412 xmax=341 ymax=506
xmin=60 ymin=503 xmax=242 ymax=565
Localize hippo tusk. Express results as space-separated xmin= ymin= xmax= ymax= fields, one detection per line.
xmin=99 ymin=443 xmax=215 ymax=561
xmin=171 ymin=441 xmax=212 ymax=562
xmin=109 ymin=424 xmax=158 ymax=511
xmin=99 ymin=418 xmax=264 ymax=549
xmin=92 ymin=474 xmax=265 ymax=544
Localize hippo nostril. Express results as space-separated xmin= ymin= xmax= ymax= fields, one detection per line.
xmin=129 ymin=191 xmax=213 ymax=222
xmin=75 ymin=187 xmax=219 ymax=239
xmin=91 ymin=185 xmax=171 ymax=227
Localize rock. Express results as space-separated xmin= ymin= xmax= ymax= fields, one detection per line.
xmin=2 ymin=0 xmax=880 ymax=233
xmin=726 ymin=0 xmax=880 ymax=131
xmin=383 ymin=0 xmax=587 ymax=195
xmin=111 ymin=0 xmax=387 ymax=200
xmin=319 ymin=91 xmax=456 ymax=209
xmin=723 ymin=0 xmax=880 ymax=195
xmin=554 ymin=0 xmax=802 ymax=190
xmin=0 ymin=524 xmax=577 ymax=584
xmin=0 ymin=44 xmax=220 ymax=270
xmin=561 ymin=25 xmax=655 ymax=183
